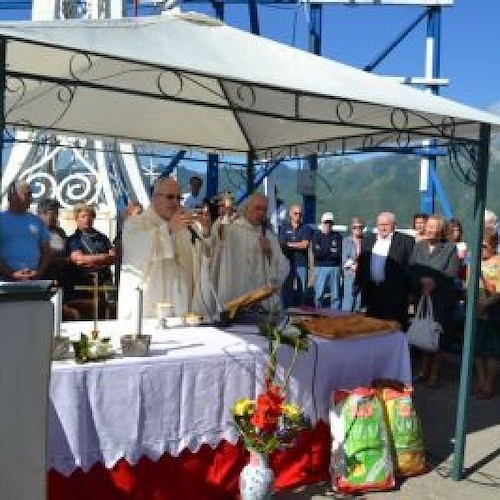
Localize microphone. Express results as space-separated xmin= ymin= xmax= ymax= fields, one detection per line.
xmin=260 ymin=218 xmax=271 ymax=263
xmin=261 ymin=218 xmax=270 ymax=237
xmin=188 ymin=226 xmax=201 ymax=245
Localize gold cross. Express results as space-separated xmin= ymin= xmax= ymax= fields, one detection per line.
xmin=74 ymin=272 xmax=116 ymax=339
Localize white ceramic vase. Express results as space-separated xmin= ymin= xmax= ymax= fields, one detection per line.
xmin=239 ymin=450 xmax=274 ymax=500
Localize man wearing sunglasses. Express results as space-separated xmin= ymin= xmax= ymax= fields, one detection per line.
xmin=118 ymin=177 xmax=212 ymax=319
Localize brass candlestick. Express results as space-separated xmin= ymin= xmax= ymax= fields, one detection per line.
xmin=74 ymin=272 xmax=116 ymax=339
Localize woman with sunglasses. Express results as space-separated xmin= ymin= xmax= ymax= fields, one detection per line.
xmin=341 ymin=217 xmax=364 ymax=312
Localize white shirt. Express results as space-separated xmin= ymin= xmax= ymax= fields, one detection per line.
xmin=370 ymin=233 xmax=393 ymax=283
xmin=182 ymin=192 xmax=204 ymax=210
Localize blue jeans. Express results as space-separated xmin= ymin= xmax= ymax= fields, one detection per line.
xmin=314 ymin=266 xmax=341 ymax=310
xmin=342 ymin=271 xmax=362 ymax=312
xmin=282 ymin=266 xmax=307 ymax=308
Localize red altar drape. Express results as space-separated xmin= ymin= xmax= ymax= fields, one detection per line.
xmin=48 ymin=421 xmax=331 ymax=499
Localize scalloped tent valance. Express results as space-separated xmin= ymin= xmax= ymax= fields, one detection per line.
xmin=0 ymin=12 xmax=499 ymax=159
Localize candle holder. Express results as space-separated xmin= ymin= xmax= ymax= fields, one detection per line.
xmin=52 ymin=336 xmax=72 ymax=360
xmin=72 ymin=334 xmax=113 ymax=364
xmin=157 ymin=302 xmax=175 ymax=328
xmin=120 ymin=334 xmax=151 ymax=357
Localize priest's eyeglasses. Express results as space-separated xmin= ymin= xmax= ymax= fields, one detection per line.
xmin=155 ymin=193 xmax=182 ymax=201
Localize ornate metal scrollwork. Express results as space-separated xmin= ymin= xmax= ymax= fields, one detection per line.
xmin=5 ymin=77 xmax=27 ymax=116
xmin=157 ymin=70 xmax=184 ymax=98
xmin=335 ymin=100 xmax=354 ymax=124
xmin=447 ymin=141 xmax=478 ymax=186
xmin=390 ymin=107 xmax=409 ymax=131
xmin=438 ymin=116 xmax=457 ymax=139
xmin=69 ymin=52 xmax=94 ymax=80
xmin=5 ymin=76 xmax=76 ymax=130
xmin=235 ymin=84 xmax=256 ymax=109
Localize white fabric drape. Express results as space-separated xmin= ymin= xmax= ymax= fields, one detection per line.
xmin=49 ymin=320 xmax=411 ymax=475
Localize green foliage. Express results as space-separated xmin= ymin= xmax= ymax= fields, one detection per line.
xmin=176 ymin=136 xmax=500 ymax=239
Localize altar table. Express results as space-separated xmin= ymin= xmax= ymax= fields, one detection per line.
xmin=49 ymin=320 xmax=411 ymax=499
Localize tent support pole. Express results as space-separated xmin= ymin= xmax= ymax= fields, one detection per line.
xmin=304 ymin=3 xmax=322 ymax=224
xmin=208 ymin=1 xmax=224 ymax=200
xmin=246 ymin=153 xmax=255 ymax=197
xmin=0 ymin=38 xmax=5 ymax=189
xmin=452 ymin=122 xmax=491 ymax=480
xmin=207 ymin=153 xmax=219 ymax=200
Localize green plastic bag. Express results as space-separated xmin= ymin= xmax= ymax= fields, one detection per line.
xmin=330 ymin=388 xmax=395 ymax=494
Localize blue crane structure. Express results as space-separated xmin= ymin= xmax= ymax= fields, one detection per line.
xmin=0 ymin=0 xmax=454 ymax=220
xmin=154 ymin=0 xmax=454 ymax=220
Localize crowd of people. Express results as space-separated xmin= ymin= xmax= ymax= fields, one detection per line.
xmin=1 ymin=177 xmax=500 ymax=398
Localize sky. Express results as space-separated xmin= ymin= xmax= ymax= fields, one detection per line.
xmin=0 ymin=1 xmax=498 ymax=113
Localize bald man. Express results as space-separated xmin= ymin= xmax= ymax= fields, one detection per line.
xmin=278 ymin=204 xmax=313 ymax=307
xmin=0 ymin=181 xmax=51 ymax=281
xmin=355 ymin=211 xmax=414 ymax=326
xmin=211 ymin=193 xmax=289 ymax=312
xmin=118 ymin=178 xmax=212 ymax=318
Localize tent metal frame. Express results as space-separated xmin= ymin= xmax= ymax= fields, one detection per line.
xmin=0 ymin=13 xmax=493 ymax=479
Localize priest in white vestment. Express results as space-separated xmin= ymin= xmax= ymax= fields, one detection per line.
xmin=118 ymin=178 xmax=212 ymax=319
xmin=211 ymin=193 xmax=289 ymax=311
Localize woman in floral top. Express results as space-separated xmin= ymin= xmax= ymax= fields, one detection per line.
xmin=475 ymin=229 xmax=500 ymax=399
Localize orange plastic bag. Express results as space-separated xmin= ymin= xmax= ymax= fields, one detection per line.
xmin=379 ymin=386 xmax=427 ymax=477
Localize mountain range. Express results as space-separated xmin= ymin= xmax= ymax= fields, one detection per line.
xmin=176 ymin=136 xmax=500 ymax=239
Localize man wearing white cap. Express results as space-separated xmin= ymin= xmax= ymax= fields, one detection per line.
xmin=312 ymin=212 xmax=342 ymax=309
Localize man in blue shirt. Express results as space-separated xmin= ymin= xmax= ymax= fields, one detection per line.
xmin=279 ymin=204 xmax=312 ymax=307
xmin=0 ymin=181 xmax=51 ymax=281
xmin=312 ymin=212 xmax=342 ymax=309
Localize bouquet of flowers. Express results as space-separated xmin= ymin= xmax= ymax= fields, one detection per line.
xmin=231 ymin=320 xmax=310 ymax=454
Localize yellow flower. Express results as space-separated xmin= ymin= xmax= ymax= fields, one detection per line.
xmin=232 ymin=398 xmax=255 ymax=417
xmin=282 ymin=403 xmax=301 ymax=420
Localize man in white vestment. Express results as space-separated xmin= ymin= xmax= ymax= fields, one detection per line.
xmin=118 ymin=178 xmax=212 ymax=318
xmin=212 ymin=193 xmax=289 ymax=311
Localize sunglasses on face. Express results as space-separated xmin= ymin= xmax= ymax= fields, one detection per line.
xmin=155 ymin=193 xmax=182 ymax=201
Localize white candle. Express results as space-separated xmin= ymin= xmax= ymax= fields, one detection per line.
xmin=136 ymin=287 xmax=143 ymax=336
xmin=52 ymin=287 xmax=63 ymax=337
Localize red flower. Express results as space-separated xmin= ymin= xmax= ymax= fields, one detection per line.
xmin=250 ymin=386 xmax=284 ymax=432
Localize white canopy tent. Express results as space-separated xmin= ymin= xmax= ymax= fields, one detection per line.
xmin=0 ymin=11 xmax=499 ymax=491
xmin=0 ymin=12 xmax=499 ymax=157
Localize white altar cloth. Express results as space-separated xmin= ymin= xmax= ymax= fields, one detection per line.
xmin=49 ymin=320 xmax=411 ymax=475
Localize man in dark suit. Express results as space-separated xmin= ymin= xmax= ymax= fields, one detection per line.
xmin=355 ymin=211 xmax=414 ymax=327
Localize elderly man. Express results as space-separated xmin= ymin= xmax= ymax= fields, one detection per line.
xmin=279 ymin=204 xmax=312 ymax=307
xmin=355 ymin=211 xmax=414 ymax=326
xmin=0 ymin=181 xmax=51 ymax=281
xmin=213 ymin=193 xmax=289 ymax=312
xmin=118 ymin=177 xmax=212 ymax=318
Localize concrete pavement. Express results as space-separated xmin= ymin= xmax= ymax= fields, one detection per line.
xmin=275 ymin=353 xmax=500 ymax=499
